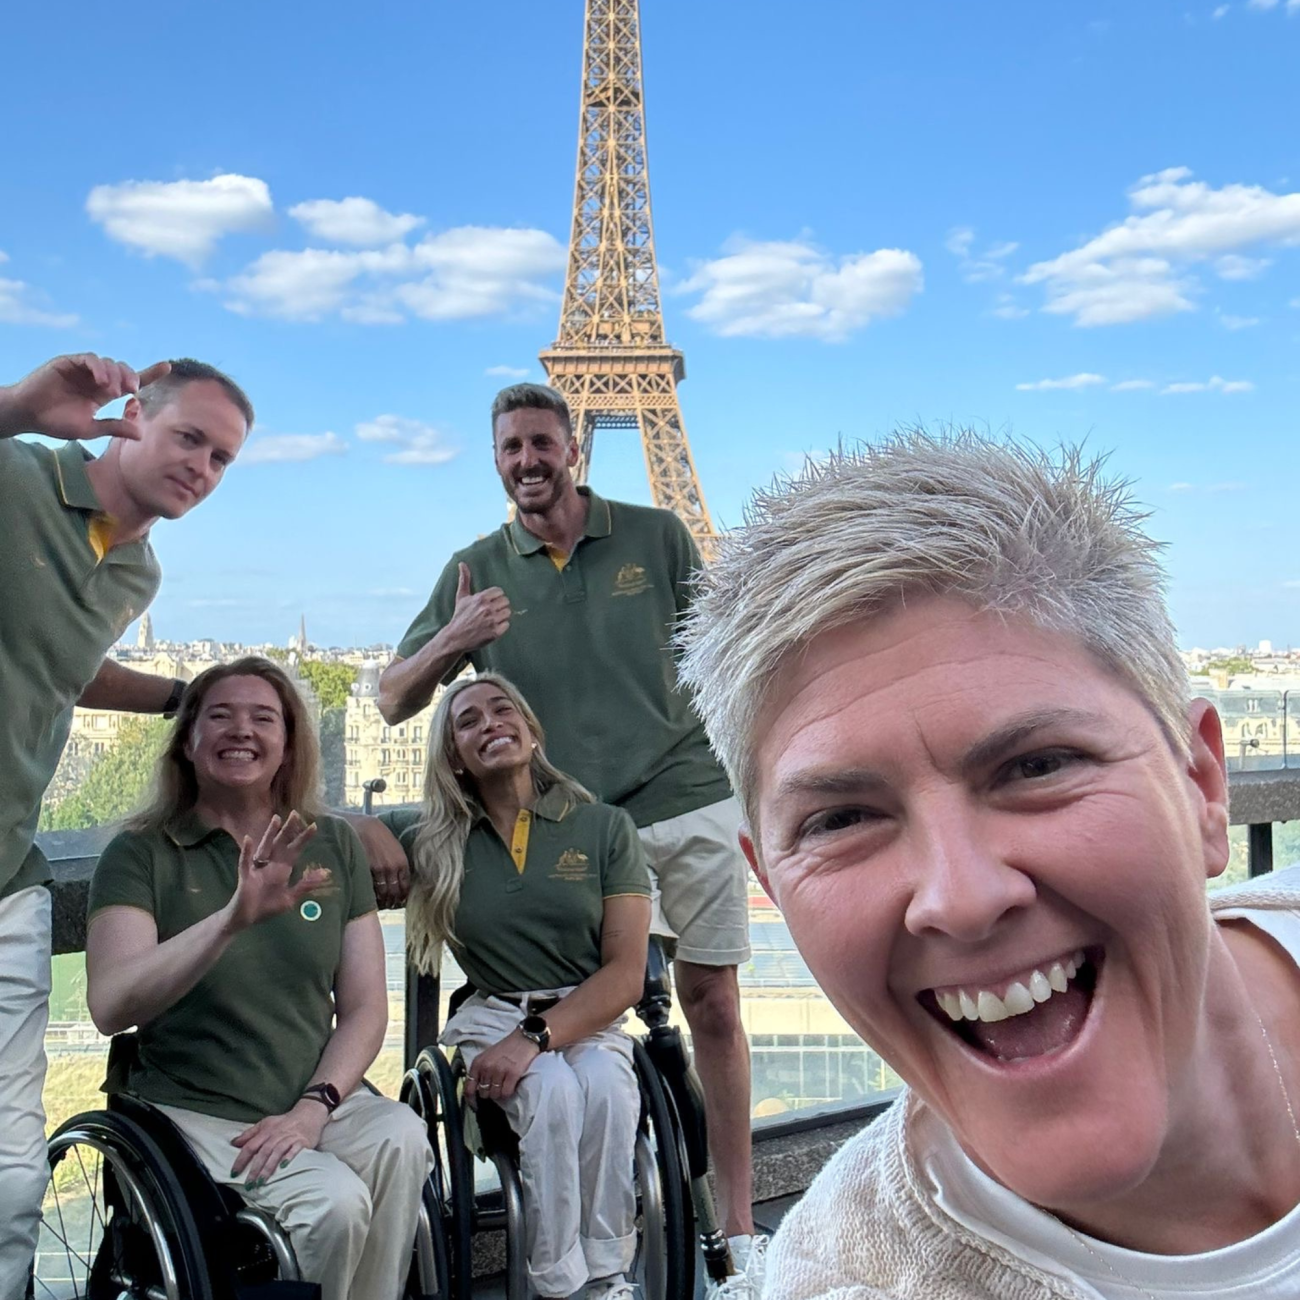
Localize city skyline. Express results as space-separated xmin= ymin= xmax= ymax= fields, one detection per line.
xmin=2 ymin=1 xmax=1298 ymax=649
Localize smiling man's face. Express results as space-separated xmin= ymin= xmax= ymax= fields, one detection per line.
xmin=742 ymin=596 xmax=1230 ymax=1208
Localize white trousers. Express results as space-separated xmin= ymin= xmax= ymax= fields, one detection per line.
xmin=0 ymin=886 xmax=52 ymax=1300
xmin=157 ymin=1089 xmax=433 ymax=1300
xmin=443 ymin=992 xmax=640 ymax=1298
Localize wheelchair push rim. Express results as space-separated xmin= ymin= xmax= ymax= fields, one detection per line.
xmin=35 ymin=1111 xmax=214 ymax=1300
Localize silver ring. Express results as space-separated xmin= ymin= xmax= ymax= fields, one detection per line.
xmin=253 ymin=857 xmax=270 ymax=869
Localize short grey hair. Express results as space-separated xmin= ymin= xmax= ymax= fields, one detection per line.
xmin=138 ymin=358 xmax=254 ymax=431
xmin=490 ymin=383 xmax=572 ymax=439
xmin=678 ymin=429 xmax=1191 ymax=819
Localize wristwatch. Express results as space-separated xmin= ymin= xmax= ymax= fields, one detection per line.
xmin=518 ymin=1015 xmax=551 ymax=1052
xmin=299 ymin=1081 xmax=342 ymax=1113
xmin=161 ymin=678 xmax=187 ymax=720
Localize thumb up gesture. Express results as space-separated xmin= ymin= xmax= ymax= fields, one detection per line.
xmin=446 ymin=563 xmax=511 ymax=653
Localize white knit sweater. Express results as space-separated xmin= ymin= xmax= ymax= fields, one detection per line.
xmin=765 ymin=870 xmax=1300 ymax=1299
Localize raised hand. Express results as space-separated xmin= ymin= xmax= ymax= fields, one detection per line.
xmin=0 ymin=353 xmax=170 ymax=441
xmin=225 ymin=813 xmax=326 ymax=934
xmin=447 ymin=562 xmax=511 ymax=652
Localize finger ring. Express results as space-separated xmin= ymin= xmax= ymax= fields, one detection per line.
xmin=253 ymin=858 xmax=270 ymax=869
xmin=489 ymin=1082 xmax=502 ymax=1090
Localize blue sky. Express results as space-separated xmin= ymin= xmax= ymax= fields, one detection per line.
xmin=2 ymin=0 xmax=1298 ymax=650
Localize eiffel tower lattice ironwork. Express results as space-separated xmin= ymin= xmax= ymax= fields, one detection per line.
xmin=539 ymin=0 xmax=718 ymax=558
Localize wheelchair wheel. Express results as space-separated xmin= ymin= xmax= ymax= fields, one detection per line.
xmin=402 ymin=1047 xmax=471 ymax=1300
xmin=34 ymin=1109 xmax=214 ymax=1300
xmin=631 ymin=1039 xmax=696 ymax=1300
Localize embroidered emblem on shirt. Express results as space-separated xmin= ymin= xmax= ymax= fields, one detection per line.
xmin=612 ymin=563 xmax=650 ymax=597
xmin=300 ymin=900 xmax=323 ymax=922
xmin=552 ymin=848 xmax=591 ymax=881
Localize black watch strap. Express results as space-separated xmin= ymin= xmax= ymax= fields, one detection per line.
xmin=518 ymin=1014 xmax=551 ymax=1052
xmin=161 ymin=678 xmax=187 ymax=719
xmin=299 ymin=1081 xmax=341 ymax=1112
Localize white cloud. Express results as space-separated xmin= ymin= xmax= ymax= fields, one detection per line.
xmin=946 ymin=229 xmax=1019 ymax=282
xmin=945 ymin=227 xmax=975 ymax=257
xmin=1020 ymin=168 xmax=1300 ymax=325
xmin=0 ymin=250 xmax=7 ymax=264
xmin=1291 ymin=297 xmax=1300 ymax=308
xmin=242 ymin=432 xmax=348 ymax=464
xmin=87 ymin=174 xmax=274 ymax=267
xmin=486 ymin=364 xmax=530 ymax=378
xmin=1215 ymin=253 xmax=1271 ymax=279
xmin=1219 ymin=313 xmax=1261 ymax=329
xmin=1111 ymin=378 xmax=1157 ymax=391
xmin=0 ymin=268 xmax=78 ymax=327
xmin=224 ymin=226 xmax=564 ymax=323
xmin=1168 ymin=482 xmax=1195 ymax=491
xmin=1247 ymin=0 xmax=1278 ymax=8
xmin=1213 ymin=4 xmax=1229 ymax=16
xmin=289 ymin=197 xmax=424 ymax=246
xmin=679 ymin=238 xmax=922 ymax=341
xmin=1015 ymin=372 xmax=1107 ymax=392
xmin=989 ymin=293 xmax=1029 ymax=320
xmin=1169 ymin=479 xmax=1248 ymax=492
xmin=356 ymin=414 xmax=458 ymax=466
xmin=1160 ymin=375 xmax=1255 ymax=394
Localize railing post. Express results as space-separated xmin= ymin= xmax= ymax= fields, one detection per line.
xmin=1248 ymin=823 xmax=1274 ymax=877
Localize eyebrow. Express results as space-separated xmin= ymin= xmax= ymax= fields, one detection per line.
xmin=772 ymin=707 xmax=1108 ymax=803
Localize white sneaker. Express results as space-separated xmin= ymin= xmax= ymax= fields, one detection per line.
xmin=585 ymin=1278 xmax=639 ymax=1300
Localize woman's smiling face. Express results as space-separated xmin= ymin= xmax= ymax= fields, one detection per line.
xmin=742 ymin=596 xmax=1230 ymax=1209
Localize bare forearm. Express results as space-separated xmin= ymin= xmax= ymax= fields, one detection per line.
xmin=78 ymin=659 xmax=177 ymax=712
xmin=0 ymin=386 xmax=28 ymax=439
xmin=378 ymin=629 xmax=465 ymax=724
xmin=87 ymin=904 xmax=238 ymax=1035
xmin=546 ymin=959 xmax=645 ymax=1051
xmin=309 ymin=1001 xmax=388 ymax=1096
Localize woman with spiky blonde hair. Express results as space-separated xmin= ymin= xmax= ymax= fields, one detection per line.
xmin=373 ymin=672 xmax=653 ymax=1300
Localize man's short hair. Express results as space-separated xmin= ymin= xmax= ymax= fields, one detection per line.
xmin=678 ymin=429 xmax=1191 ymax=819
xmin=137 ymin=358 xmax=254 ymax=431
xmin=490 ymin=383 xmax=572 ymax=440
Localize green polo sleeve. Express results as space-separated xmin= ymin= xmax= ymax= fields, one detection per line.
xmin=601 ymin=805 xmax=652 ymax=899
xmin=375 ymin=806 xmax=423 ymax=856
xmin=327 ymin=816 xmax=378 ymax=921
xmin=665 ymin=511 xmax=704 ymax=617
xmin=89 ymin=830 xmax=158 ymax=919
xmin=395 ymin=557 xmax=463 ymax=666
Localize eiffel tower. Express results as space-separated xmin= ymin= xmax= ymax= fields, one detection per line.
xmin=539 ymin=0 xmax=718 ymax=558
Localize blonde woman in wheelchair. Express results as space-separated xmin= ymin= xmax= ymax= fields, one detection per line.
xmin=374 ymin=672 xmax=652 ymax=1300
xmin=84 ymin=656 xmax=432 ymax=1300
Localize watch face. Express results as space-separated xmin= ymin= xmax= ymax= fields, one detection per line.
xmin=521 ymin=1015 xmax=548 ymax=1035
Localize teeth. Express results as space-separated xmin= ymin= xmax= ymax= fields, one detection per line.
xmin=932 ymin=951 xmax=1091 ymax=1025
xmin=1003 ymin=982 xmax=1034 ymax=1016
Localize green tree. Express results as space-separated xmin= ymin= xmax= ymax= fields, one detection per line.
xmin=1205 ymin=656 xmax=1254 ymax=676
xmin=298 ymin=660 xmax=357 ymax=711
xmin=42 ymin=715 xmax=171 ymax=830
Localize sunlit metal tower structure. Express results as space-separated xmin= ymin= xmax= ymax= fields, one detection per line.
xmin=539 ymin=0 xmax=718 ymax=557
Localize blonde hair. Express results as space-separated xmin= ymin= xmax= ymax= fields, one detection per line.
xmin=127 ymin=656 xmax=322 ymax=832
xmin=406 ymin=674 xmax=594 ymax=974
xmin=679 ymin=430 xmax=1191 ymax=820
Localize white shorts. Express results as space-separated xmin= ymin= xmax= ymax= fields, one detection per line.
xmin=637 ymin=796 xmax=752 ymax=967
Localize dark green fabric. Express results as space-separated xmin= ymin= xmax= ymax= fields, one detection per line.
xmin=88 ymin=812 xmax=377 ymax=1122
xmin=0 ymin=439 xmax=161 ymax=897
xmin=395 ymin=489 xmax=731 ymax=827
xmin=379 ymin=787 xmax=649 ymax=996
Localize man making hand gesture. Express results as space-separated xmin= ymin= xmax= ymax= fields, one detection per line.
xmin=0 ymin=352 xmax=253 ymax=1297
xmin=378 ymin=383 xmax=763 ymax=1286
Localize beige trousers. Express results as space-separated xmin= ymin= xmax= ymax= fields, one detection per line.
xmin=443 ymin=992 xmax=640 ymax=1298
xmin=157 ymin=1089 xmax=432 ymax=1300
xmin=0 ymin=886 xmax=51 ymax=1300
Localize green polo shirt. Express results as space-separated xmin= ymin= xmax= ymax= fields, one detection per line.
xmin=87 ymin=812 xmax=377 ymax=1123
xmin=0 ymin=439 xmax=162 ymax=899
xmin=396 ymin=489 xmax=731 ymax=828
xmin=380 ymin=787 xmax=649 ymax=996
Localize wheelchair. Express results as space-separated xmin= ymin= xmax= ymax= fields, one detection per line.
xmin=401 ymin=939 xmax=735 ymax=1300
xmin=31 ymin=1055 xmax=445 ymax=1300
